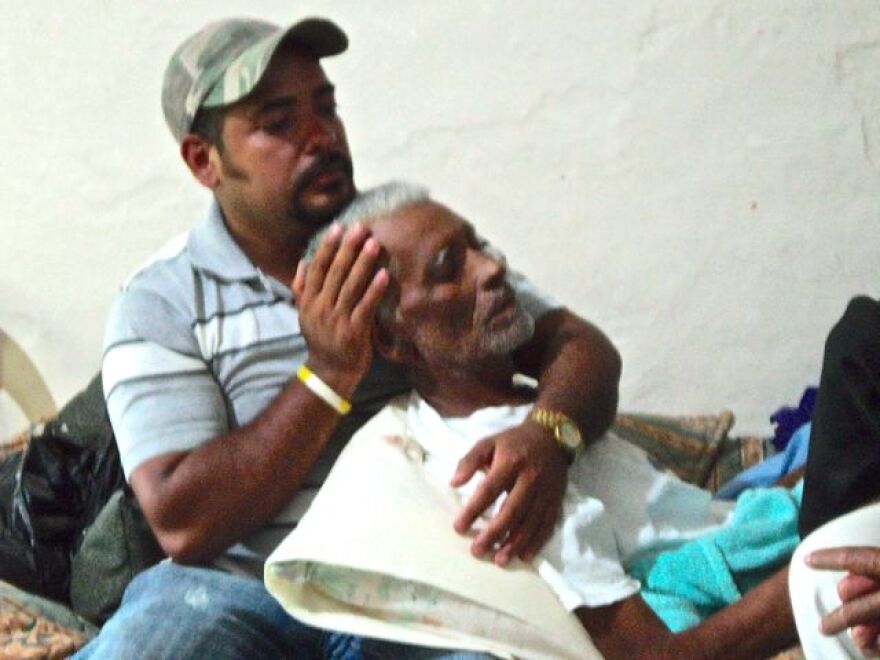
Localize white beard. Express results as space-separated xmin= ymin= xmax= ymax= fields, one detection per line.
xmin=476 ymin=306 xmax=536 ymax=357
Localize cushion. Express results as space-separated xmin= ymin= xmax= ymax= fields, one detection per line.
xmin=0 ymin=579 xmax=96 ymax=658
xmin=71 ymin=489 xmax=164 ymax=624
xmin=613 ymin=411 xmax=766 ymax=491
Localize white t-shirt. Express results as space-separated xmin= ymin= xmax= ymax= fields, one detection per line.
xmin=405 ymin=392 xmax=734 ymax=610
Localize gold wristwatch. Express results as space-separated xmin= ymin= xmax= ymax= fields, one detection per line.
xmin=529 ymin=408 xmax=583 ymax=463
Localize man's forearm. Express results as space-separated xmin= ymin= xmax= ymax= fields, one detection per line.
xmin=514 ymin=308 xmax=621 ymax=444
xmin=580 ymin=567 xmax=795 ymax=660
xmin=133 ymin=223 xmax=386 ymax=565
xmin=669 ymin=566 xmax=796 ymax=660
xmin=132 ymin=375 xmax=350 ymax=564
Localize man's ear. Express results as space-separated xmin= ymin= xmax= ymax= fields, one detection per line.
xmin=372 ymin=319 xmax=416 ymax=365
xmin=180 ymin=134 xmax=221 ymax=189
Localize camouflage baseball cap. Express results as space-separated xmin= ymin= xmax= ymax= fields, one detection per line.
xmin=162 ymin=17 xmax=347 ymax=143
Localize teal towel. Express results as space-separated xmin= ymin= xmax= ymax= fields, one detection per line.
xmin=629 ymin=482 xmax=802 ymax=632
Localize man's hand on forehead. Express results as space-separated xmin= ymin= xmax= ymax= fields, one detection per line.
xmin=292 ymin=223 xmax=388 ymax=397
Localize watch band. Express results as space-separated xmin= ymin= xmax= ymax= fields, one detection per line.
xmin=529 ymin=407 xmax=570 ymax=429
xmin=529 ymin=407 xmax=582 ymax=463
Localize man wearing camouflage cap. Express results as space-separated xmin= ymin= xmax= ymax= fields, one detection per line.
xmin=75 ymin=13 xmax=621 ymax=658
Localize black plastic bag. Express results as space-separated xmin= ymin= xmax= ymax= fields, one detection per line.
xmin=0 ymin=375 xmax=125 ymax=602
xmin=0 ymin=447 xmax=68 ymax=597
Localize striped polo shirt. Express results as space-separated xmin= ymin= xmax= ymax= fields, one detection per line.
xmin=102 ymin=200 xmax=558 ymax=575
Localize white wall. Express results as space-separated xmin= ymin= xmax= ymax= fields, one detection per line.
xmin=1 ymin=1 xmax=878 ymax=437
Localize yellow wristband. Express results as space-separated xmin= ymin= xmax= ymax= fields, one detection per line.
xmin=296 ymin=364 xmax=352 ymax=415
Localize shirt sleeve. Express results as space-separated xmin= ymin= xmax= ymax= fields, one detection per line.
xmin=102 ymin=286 xmax=228 ymax=480
xmin=537 ymin=493 xmax=642 ymax=610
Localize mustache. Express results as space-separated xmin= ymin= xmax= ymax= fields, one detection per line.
xmin=475 ymin=287 xmax=515 ymax=325
xmin=294 ymin=150 xmax=354 ymax=191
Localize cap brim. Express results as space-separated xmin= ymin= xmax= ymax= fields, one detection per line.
xmin=282 ymin=17 xmax=348 ymax=58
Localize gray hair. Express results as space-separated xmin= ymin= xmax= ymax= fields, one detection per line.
xmin=304 ymin=181 xmax=430 ymax=260
xmin=303 ymin=180 xmax=432 ymax=337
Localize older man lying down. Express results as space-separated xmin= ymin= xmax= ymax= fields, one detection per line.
xmin=268 ymin=182 xmax=801 ymax=660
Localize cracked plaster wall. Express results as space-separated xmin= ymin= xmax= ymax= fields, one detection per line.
xmin=1 ymin=1 xmax=879 ymax=437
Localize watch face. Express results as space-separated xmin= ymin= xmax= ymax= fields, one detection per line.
xmin=558 ymin=421 xmax=582 ymax=450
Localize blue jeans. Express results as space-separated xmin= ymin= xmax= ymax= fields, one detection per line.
xmin=72 ymin=562 xmax=494 ymax=660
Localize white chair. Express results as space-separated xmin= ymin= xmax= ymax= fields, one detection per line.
xmin=0 ymin=328 xmax=56 ymax=424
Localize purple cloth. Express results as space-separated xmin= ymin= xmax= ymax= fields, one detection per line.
xmin=770 ymin=387 xmax=817 ymax=451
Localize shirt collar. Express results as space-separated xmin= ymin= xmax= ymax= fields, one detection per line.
xmin=187 ymin=200 xmax=295 ymax=300
xmin=187 ymin=200 xmax=262 ymax=283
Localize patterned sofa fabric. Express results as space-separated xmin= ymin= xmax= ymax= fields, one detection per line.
xmin=0 ymin=580 xmax=96 ymax=658
xmin=612 ymin=410 xmax=767 ymax=491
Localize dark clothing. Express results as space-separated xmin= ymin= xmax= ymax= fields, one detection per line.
xmin=799 ymin=296 xmax=880 ymax=537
